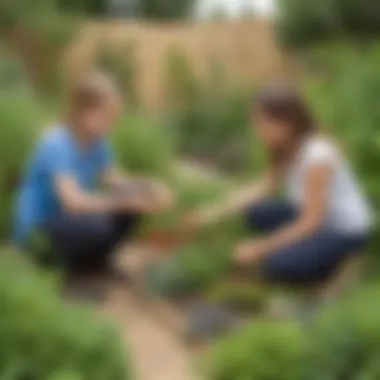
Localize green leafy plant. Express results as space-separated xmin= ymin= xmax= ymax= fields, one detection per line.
xmin=110 ymin=112 xmax=176 ymax=178
xmin=206 ymin=281 xmax=267 ymax=313
xmin=207 ymin=319 xmax=307 ymax=380
xmin=0 ymin=247 xmax=131 ymax=379
xmin=168 ymin=87 xmax=252 ymax=173
xmin=307 ymin=283 xmax=380 ymax=380
xmin=278 ymin=0 xmax=380 ymax=48
xmin=0 ymin=92 xmax=44 ymax=239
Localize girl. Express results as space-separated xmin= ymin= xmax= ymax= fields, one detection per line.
xmin=13 ymin=72 xmax=172 ymax=275
xmin=187 ymin=83 xmax=372 ymax=286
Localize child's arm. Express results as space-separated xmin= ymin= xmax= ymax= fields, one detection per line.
xmin=185 ymin=169 xmax=279 ymax=229
xmin=101 ymin=166 xmax=174 ymax=213
xmin=54 ymin=174 xmax=151 ymax=214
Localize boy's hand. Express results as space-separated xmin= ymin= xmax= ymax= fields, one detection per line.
xmin=234 ymin=240 xmax=266 ymax=265
xmin=112 ymin=179 xmax=173 ymax=213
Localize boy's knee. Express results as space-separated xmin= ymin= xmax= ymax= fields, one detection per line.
xmin=77 ymin=215 xmax=113 ymax=243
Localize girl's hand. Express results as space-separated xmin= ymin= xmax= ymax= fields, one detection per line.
xmin=234 ymin=240 xmax=266 ymax=265
xmin=148 ymin=180 xmax=174 ymax=212
xmin=182 ymin=207 xmax=220 ymax=231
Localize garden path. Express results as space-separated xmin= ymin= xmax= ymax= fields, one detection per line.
xmin=100 ymin=245 xmax=201 ymax=380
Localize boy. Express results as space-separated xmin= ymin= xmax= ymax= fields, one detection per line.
xmin=14 ymin=72 xmax=172 ymax=274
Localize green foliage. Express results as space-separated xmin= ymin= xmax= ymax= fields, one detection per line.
xmin=110 ymin=113 xmax=176 ymax=177
xmin=146 ymin=239 xmax=232 ymax=298
xmin=207 ymin=320 xmax=307 ymax=380
xmin=279 ymin=0 xmax=380 ymax=48
xmin=207 ymin=283 xmax=380 ymax=380
xmin=138 ymin=0 xmax=195 ymax=20
xmin=169 ymin=88 xmax=252 ymax=173
xmin=0 ymin=0 xmax=56 ymax=32
xmin=164 ymin=47 xmax=200 ymax=106
xmin=57 ymin=0 xmax=107 ymax=16
xmin=206 ymin=281 xmax=267 ymax=312
xmin=146 ymin=205 xmax=246 ymax=297
xmin=0 ymin=93 xmax=44 ymax=239
xmin=164 ymin=45 xmax=254 ymax=173
xmin=0 ymin=49 xmax=30 ymax=92
xmin=0 ymin=247 xmax=130 ymax=379
xmin=0 ymin=0 xmax=77 ymax=95
xmin=307 ymin=284 xmax=380 ymax=380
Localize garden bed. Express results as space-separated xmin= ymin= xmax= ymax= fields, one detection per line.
xmin=116 ymin=238 xmax=268 ymax=347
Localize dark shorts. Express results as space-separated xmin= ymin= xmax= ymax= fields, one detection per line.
xmin=245 ymin=200 xmax=367 ymax=286
xmin=41 ymin=212 xmax=141 ymax=274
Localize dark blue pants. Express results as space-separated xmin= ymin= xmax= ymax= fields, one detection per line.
xmin=43 ymin=213 xmax=141 ymax=273
xmin=246 ymin=200 xmax=367 ymax=285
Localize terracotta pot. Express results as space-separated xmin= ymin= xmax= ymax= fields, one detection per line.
xmin=143 ymin=228 xmax=189 ymax=250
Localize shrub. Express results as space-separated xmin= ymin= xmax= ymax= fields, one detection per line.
xmin=146 ymin=239 xmax=233 ymax=298
xmin=307 ymin=283 xmax=380 ymax=380
xmin=0 ymin=247 xmax=130 ymax=379
xmin=207 ymin=319 xmax=307 ymax=380
xmin=168 ymin=88 xmax=252 ymax=173
xmin=110 ymin=112 xmax=176 ymax=178
xmin=0 ymin=0 xmax=77 ymax=95
xmin=0 ymin=93 xmax=44 ymax=239
xmin=0 ymin=49 xmax=30 ymax=92
xmin=164 ymin=47 xmax=200 ymax=107
xmin=278 ymin=0 xmax=380 ymax=48
xmin=206 ymin=283 xmax=380 ymax=380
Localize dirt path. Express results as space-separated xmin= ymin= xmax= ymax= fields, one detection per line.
xmin=98 ymin=246 xmax=201 ymax=380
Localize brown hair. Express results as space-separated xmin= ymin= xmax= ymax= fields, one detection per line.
xmin=254 ymin=82 xmax=316 ymax=166
xmin=255 ymin=82 xmax=315 ymax=136
xmin=68 ymin=71 xmax=120 ymax=114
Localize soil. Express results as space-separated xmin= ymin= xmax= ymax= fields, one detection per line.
xmin=66 ymin=244 xmax=201 ymax=380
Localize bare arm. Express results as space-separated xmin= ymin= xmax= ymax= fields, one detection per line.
xmin=236 ymin=163 xmax=333 ymax=263
xmin=101 ymin=165 xmax=128 ymax=189
xmin=54 ymin=175 xmax=151 ymax=214
xmin=188 ymin=168 xmax=279 ymax=227
xmin=101 ymin=166 xmax=174 ymax=213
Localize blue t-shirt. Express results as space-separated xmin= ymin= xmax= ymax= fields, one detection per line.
xmin=13 ymin=125 xmax=113 ymax=244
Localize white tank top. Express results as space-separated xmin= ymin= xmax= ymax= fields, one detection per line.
xmin=285 ymin=135 xmax=372 ymax=234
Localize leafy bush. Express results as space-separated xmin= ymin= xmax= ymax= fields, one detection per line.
xmin=206 ymin=283 xmax=380 ymax=380
xmin=0 ymin=247 xmax=130 ymax=379
xmin=146 ymin=240 xmax=232 ymax=298
xmin=278 ymin=0 xmax=380 ymax=48
xmin=168 ymin=88 xmax=252 ymax=173
xmin=0 ymin=93 xmax=44 ymax=239
xmin=207 ymin=319 xmax=307 ymax=380
xmin=0 ymin=49 xmax=30 ymax=92
xmin=0 ymin=0 xmax=77 ymax=95
xmin=307 ymin=284 xmax=380 ymax=380
xmin=163 ymin=46 xmax=254 ymax=173
xmin=145 ymin=214 xmax=246 ymax=298
xmin=110 ymin=112 xmax=176 ymax=178
xmin=206 ymin=281 xmax=267 ymax=312
xmin=164 ymin=47 xmax=200 ymax=107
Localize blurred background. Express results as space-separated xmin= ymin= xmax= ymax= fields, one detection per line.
xmin=1 ymin=0 xmax=380 ymax=379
